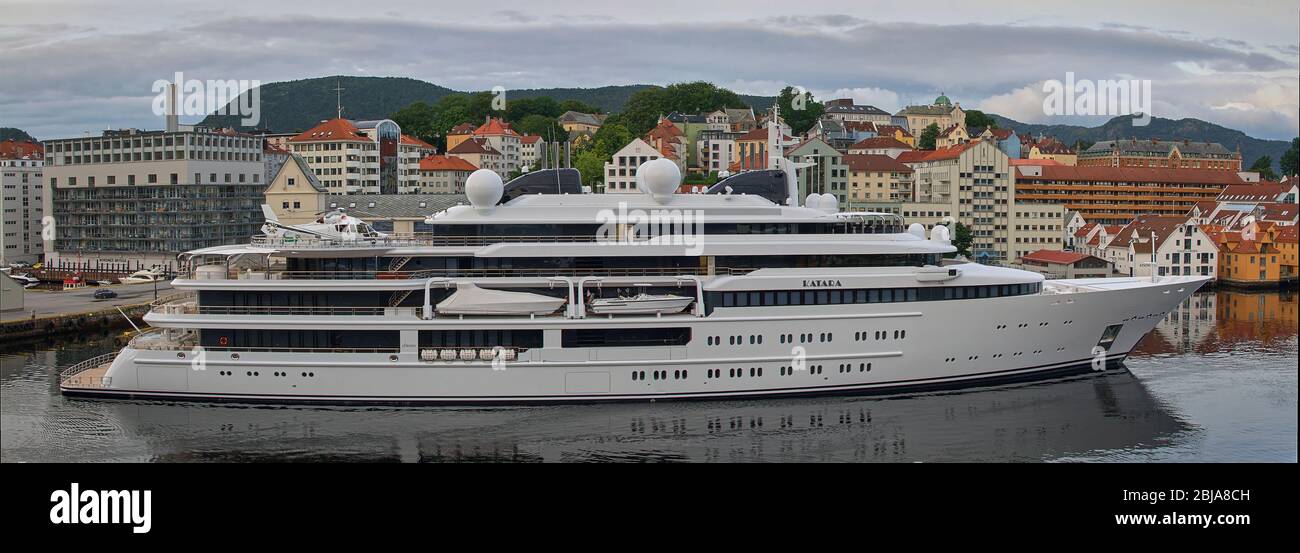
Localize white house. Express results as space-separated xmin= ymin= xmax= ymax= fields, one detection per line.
xmin=1155 ymin=222 xmax=1219 ymax=278
xmin=603 ymin=138 xmax=662 ymax=193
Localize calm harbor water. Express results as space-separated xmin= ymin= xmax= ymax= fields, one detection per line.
xmin=2 ymin=289 xmax=1295 ymax=463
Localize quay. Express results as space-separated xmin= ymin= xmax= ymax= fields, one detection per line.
xmin=0 ymin=282 xmax=174 ymax=344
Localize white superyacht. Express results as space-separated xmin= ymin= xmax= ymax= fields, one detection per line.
xmin=60 ymin=129 xmax=1207 ymax=404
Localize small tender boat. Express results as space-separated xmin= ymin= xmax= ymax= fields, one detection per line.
xmin=436 ymin=283 xmax=566 ymax=316
xmin=120 ymin=269 xmax=164 ymax=284
xmin=10 ymin=274 xmax=41 ymax=288
xmin=589 ymin=292 xmax=694 ymax=315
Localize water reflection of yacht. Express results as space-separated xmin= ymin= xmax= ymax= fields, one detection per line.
xmin=92 ymin=370 xmax=1189 ymax=462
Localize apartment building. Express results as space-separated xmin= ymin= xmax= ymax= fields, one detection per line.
xmin=845 ymin=154 xmax=913 ymax=207
xmin=0 ymin=139 xmax=45 ymax=264
xmin=823 ymin=99 xmax=893 ymax=125
xmin=788 ymin=138 xmax=848 ymax=208
xmin=603 ymin=138 xmax=663 ymax=193
xmin=698 ymin=129 xmax=742 ymax=174
xmin=1079 ymin=138 xmax=1241 ymax=171
xmin=287 ymin=118 xmax=435 ymax=194
xmin=42 ymin=127 xmax=267 ymax=270
xmin=519 ymin=135 xmax=546 ymax=171
xmin=446 ymin=137 xmax=505 ymax=175
xmin=1013 ymin=164 xmax=1249 ymax=226
xmin=899 ymin=140 xmax=1063 ymax=263
xmin=417 ymin=155 xmax=478 ymax=194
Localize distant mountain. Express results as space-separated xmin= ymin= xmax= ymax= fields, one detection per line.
xmin=987 ymin=114 xmax=1292 ymax=173
xmin=200 ymin=76 xmax=459 ymax=133
xmin=0 ymin=127 xmax=36 ymax=142
xmin=201 ymin=76 xmax=779 ymax=133
xmin=508 ymin=85 xmax=655 ymax=114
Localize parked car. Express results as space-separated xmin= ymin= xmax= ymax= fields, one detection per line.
xmin=93 ymin=289 xmax=118 ymax=300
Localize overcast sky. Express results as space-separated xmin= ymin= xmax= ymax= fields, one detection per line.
xmin=2 ymin=0 xmax=1297 ymax=140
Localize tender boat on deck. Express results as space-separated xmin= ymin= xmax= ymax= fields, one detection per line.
xmin=589 ymin=292 xmax=695 ymax=315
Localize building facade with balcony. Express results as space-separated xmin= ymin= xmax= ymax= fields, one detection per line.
xmin=42 ymin=127 xmax=267 ymax=270
xmin=1 ymin=139 xmax=45 ymax=264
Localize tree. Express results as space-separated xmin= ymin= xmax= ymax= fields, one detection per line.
xmin=390 ymin=101 xmax=440 ymax=144
xmin=965 ymin=110 xmax=997 ymax=130
xmin=557 ymin=99 xmax=602 ymax=114
xmin=1249 ymin=155 xmax=1279 ymax=181
xmin=514 ymin=114 xmax=565 ymax=141
xmin=1280 ymin=137 xmax=1300 ymax=178
xmin=950 ymin=222 xmax=974 ymax=258
xmin=918 ymin=123 xmax=941 ymax=150
xmin=777 ymin=86 xmax=825 ymax=136
xmin=619 ymin=81 xmax=750 ymax=136
xmin=573 ymin=149 xmax=607 ymax=189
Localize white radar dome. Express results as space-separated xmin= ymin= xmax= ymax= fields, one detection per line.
xmin=638 ymin=158 xmax=681 ymax=201
xmin=931 ymin=224 xmax=951 ymax=244
xmin=465 ymin=169 xmax=504 ymax=210
xmin=907 ymin=223 xmax=926 ymax=239
xmin=818 ymin=193 xmax=839 ymax=213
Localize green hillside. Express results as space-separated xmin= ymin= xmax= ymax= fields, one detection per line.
xmin=0 ymin=127 xmax=37 ymax=142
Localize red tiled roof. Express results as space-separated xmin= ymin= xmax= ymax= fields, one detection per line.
xmin=448 ymin=123 xmax=476 ymax=135
xmin=419 ymin=154 xmax=478 ymax=172
xmin=1009 ymin=158 xmax=1062 ymax=166
xmin=263 ymin=142 xmax=291 ymax=155
xmin=1256 ymin=202 xmax=1298 ymax=221
xmin=897 ymin=141 xmax=981 ymax=163
xmin=848 ymin=136 xmax=913 ymax=151
xmin=1218 ymin=183 xmax=1292 ymax=202
xmin=474 ymin=117 xmax=519 ymax=137
xmin=520 ymin=134 xmax=542 ymax=145
xmin=400 ymin=134 xmax=436 ymax=149
xmin=1018 ymin=165 xmax=1250 ymax=186
xmin=447 ymin=137 xmax=501 ymax=156
xmin=1275 ymin=225 xmax=1298 ymax=243
xmin=0 ymin=139 xmax=44 ymax=159
xmin=844 ymin=154 xmax=914 ymax=173
xmin=1073 ymin=222 xmax=1098 ymax=237
xmin=736 ymin=127 xmax=792 ymax=142
xmin=289 ymin=118 xmax=369 ymax=142
xmin=1021 ymin=250 xmax=1095 ymax=265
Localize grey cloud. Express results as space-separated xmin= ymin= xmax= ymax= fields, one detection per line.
xmin=2 ymin=14 xmax=1296 ymax=139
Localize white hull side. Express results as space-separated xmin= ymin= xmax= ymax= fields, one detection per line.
xmin=63 ymin=277 xmax=1204 ymax=404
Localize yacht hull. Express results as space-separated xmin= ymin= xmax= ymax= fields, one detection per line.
xmin=61 ymin=276 xmax=1205 ymax=405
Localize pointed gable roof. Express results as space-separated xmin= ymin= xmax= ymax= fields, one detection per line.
xmin=1111 ymin=215 xmax=1187 ymax=253
xmin=447 ymin=137 xmax=502 ymax=156
xmin=474 ymin=117 xmax=519 ymax=137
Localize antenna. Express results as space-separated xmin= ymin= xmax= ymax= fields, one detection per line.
xmin=334 ymin=78 xmax=345 ymax=120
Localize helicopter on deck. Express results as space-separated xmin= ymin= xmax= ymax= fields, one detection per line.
xmin=259 ymin=205 xmax=388 ymax=242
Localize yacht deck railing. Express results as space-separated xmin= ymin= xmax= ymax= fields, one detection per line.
xmin=59 ymin=352 xmax=118 ymax=389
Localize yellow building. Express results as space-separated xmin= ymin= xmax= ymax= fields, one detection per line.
xmin=444 ymin=123 xmax=476 ymax=153
xmin=264 ymin=155 xmax=327 ymax=224
xmin=1212 ymin=222 xmax=1288 ymax=286
xmin=845 ymin=154 xmax=913 ymax=204
xmin=1028 ymin=142 xmax=1078 ymax=165
xmin=874 ymin=124 xmax=916 ymax=147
